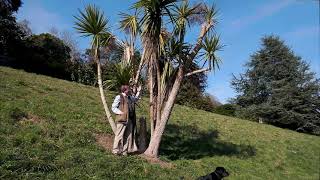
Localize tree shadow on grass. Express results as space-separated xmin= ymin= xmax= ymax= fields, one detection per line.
xmin=159 ymin=124 xmax=256 ymax=160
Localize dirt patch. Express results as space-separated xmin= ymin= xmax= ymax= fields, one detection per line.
xmin=94 ymin=133 xmax=173 ymax=168
xmin=94 ymin=133 xmax=114 ymax=152
xmin=10 ymin=108 xmax=44 ymax=124
xmin=17 ymin=114 xmax=44 ymax=124
xmin=138 ymin=154 xmax=173 ymax=168
xmin=26 ymin=114 xmax=43 ymax=123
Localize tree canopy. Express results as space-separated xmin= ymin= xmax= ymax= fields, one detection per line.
xmin=0 ymin=0 xmax=25 ymax=57
xmin=232 ymin=35 xmax=320 ymax=135
xmin=17 ymin=33 xmax=71 ymax=79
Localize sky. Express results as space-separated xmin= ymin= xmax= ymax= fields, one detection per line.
xmin=16 ymin=0 xmax=320 ymax=103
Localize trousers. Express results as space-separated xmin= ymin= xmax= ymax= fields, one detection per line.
xmin=112 ymin=121 xmax=138 ymax=155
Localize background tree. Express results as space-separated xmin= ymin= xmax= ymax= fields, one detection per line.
xmin=176 ymin=63 xmax=220 ymax=111
xmin=213 ymin=104 xmax=236 ymax=117
xmin=0 ymin=0 xmax=22 ymax=15
xmin=47 ymin=28 xmax=93 ymax=83
xmin=0 ymin=0 xmax=25 ymax=57
xmin=231 ymin=35 xmax=320 ymax=135
xmin=18 ymin=19 xmax=32 ymax=37
xmin=16 ymin=33 xmax=71 ymax=79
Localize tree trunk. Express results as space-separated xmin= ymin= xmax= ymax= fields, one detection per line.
xmin=189 ymin=23 xmax=213 ymax=61
xmin=143 ymin=21 xmax=214 ymax=158
xmin=130 ymin=36 xmax=135 ymax=79
xmin=138 ymin=117 xmax=147 ymax=152
xmin=155 ymin=59 xmax=162 ymax=129
xmin=134 ymin=47 xmax=146 ymax=85
xmin=148 ymin=59 xmax=155 ymax=137
xmin=96 ymin=48 xmax=117 ymax=134
xmin=144 ymin=67 xmax=184 ymax=157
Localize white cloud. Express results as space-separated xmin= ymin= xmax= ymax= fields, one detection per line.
xmin=17 ymin=0 xmax=67 ymax=34
xmin=231 ymin=0 xmax=294 ymax=29
xmin=285 ymin=26 xmax=319 ymax=38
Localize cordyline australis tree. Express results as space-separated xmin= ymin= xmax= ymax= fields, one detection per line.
xmin=73 ymin=5 xmax=142 ymax=135
xmin=74 ymin=5 xmax=117 ymax=133
xmin=75 ymin=0 xmax=222 ymax=158
xmin=133 ymin=0 xmax=222 ymax=157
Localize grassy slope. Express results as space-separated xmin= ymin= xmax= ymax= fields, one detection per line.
xmin=0 ymin=66 xmax=319 ymax=180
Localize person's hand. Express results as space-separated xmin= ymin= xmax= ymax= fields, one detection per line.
xmin=137 ymin=85 xmax=142 ymax=92
xmin=118 ymin=111 xmax=124 ymax=115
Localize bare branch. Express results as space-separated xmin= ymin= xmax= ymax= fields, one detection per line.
xmin=188 ymin=22 xmax=214 ymax=61
xmin=185 ymin=67 xmax=210 ymax=77
xmin=134 ymin=48 xmax=146 ymax=84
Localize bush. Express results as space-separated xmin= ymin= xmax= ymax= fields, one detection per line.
xmin=213 ymin=104 xmax=236 ymax=117
xmin=15 ymin=33 xmax=71 ymax=80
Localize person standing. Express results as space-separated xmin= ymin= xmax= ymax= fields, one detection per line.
xmin=111 ymin=85 xmax=141 ymax=155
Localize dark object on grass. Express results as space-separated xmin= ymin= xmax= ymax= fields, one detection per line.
xmin=198 ymin=167 xmax=229 ymax=180
xmin=10 ymin=107 xmax=28 ymax=121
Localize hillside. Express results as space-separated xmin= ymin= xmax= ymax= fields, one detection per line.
xmin=0 ymin=66 xmax=319 ymax=179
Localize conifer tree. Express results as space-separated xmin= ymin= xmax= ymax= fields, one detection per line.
xmin=232 ymin=36 xmax=320 ymax=135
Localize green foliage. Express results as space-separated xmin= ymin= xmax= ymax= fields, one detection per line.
xmin=0 ymin=0 xmax=22 ymax=16
xmin=232 ymin=35 xmax=320 ymax=135
xmin=1 ymin=67 xmax=319 ymax=179
xmin=119 ymin=12 xmax=139 ymax=37
xmin=74 ymin=3 xmax=113 ymax=67
xmin=0 ymin=0 xmax=25 ymax=57
xmin=74 ymin=4 xmax=108 ymax=38
xmin=176 ymin=81 xmax=216 ymax=112
xmin=176 ymin=63 xmax=217 ymax=112
xmin=213 ymin=104 xmax=236 ymax=117
xmin=172 ymin=1 xmax=201 ymax=39
xmin=104 ymin=63 xmax=133 ymax=91
xmin=16 ymin=33 xmax=71 ymax=79
xmin=0 ymin=1 xmax=76 ymax=81
xmin=134 ymin=0 xmax=177 ymax=38
xmin=69 ymin=59 xmax=97 ymax=86
xmin=69 ymin=44 xmax=142 ymax=88
xmin=202 ymin=34 xmax=223 ymax=70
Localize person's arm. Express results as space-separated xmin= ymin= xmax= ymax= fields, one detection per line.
xmin=132 ymin=85 xmax=142 ymax=102
xmin=111 ymin=95 xmax=123 ymax=115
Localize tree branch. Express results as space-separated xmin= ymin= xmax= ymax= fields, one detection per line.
xmin=185 ymin=67 xmax=210 ymax=77
xmin=134 ymin=48 xmax=145 ymax=84
xmin=188 ymin=22 xmax=214 ymax=61
xmin=185 ymin=57 xmax=212 ymax=77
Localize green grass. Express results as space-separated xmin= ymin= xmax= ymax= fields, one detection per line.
xmin=0 ymin=66 xmax=319 ymax=179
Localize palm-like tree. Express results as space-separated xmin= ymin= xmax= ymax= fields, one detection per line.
xmin=74 ymin=5 xmax=116 ymax=133
xmin=133 ymin=0 xmax=221 ymax=158
xmin=73 ymin=1 xmax=222 ymax=158
xmin=134 ymin=0 xmax=178 ymax=140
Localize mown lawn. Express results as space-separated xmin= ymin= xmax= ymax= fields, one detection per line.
xmin=0 ymin=66 xmax=319 ymax=179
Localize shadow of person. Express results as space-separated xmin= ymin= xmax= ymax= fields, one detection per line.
xmin=159 ymin=124 xmax=256 ymax=160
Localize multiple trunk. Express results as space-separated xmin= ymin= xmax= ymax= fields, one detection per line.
xmin=144 ymin=66 xmax=184 ymax=157
xmin=143 ymin=22 xmax=214 ymax=158
xmin=148 ymin=59 xmax=155 ymax=136
xmin=96 ymin=19 xmax=215 ymax=158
